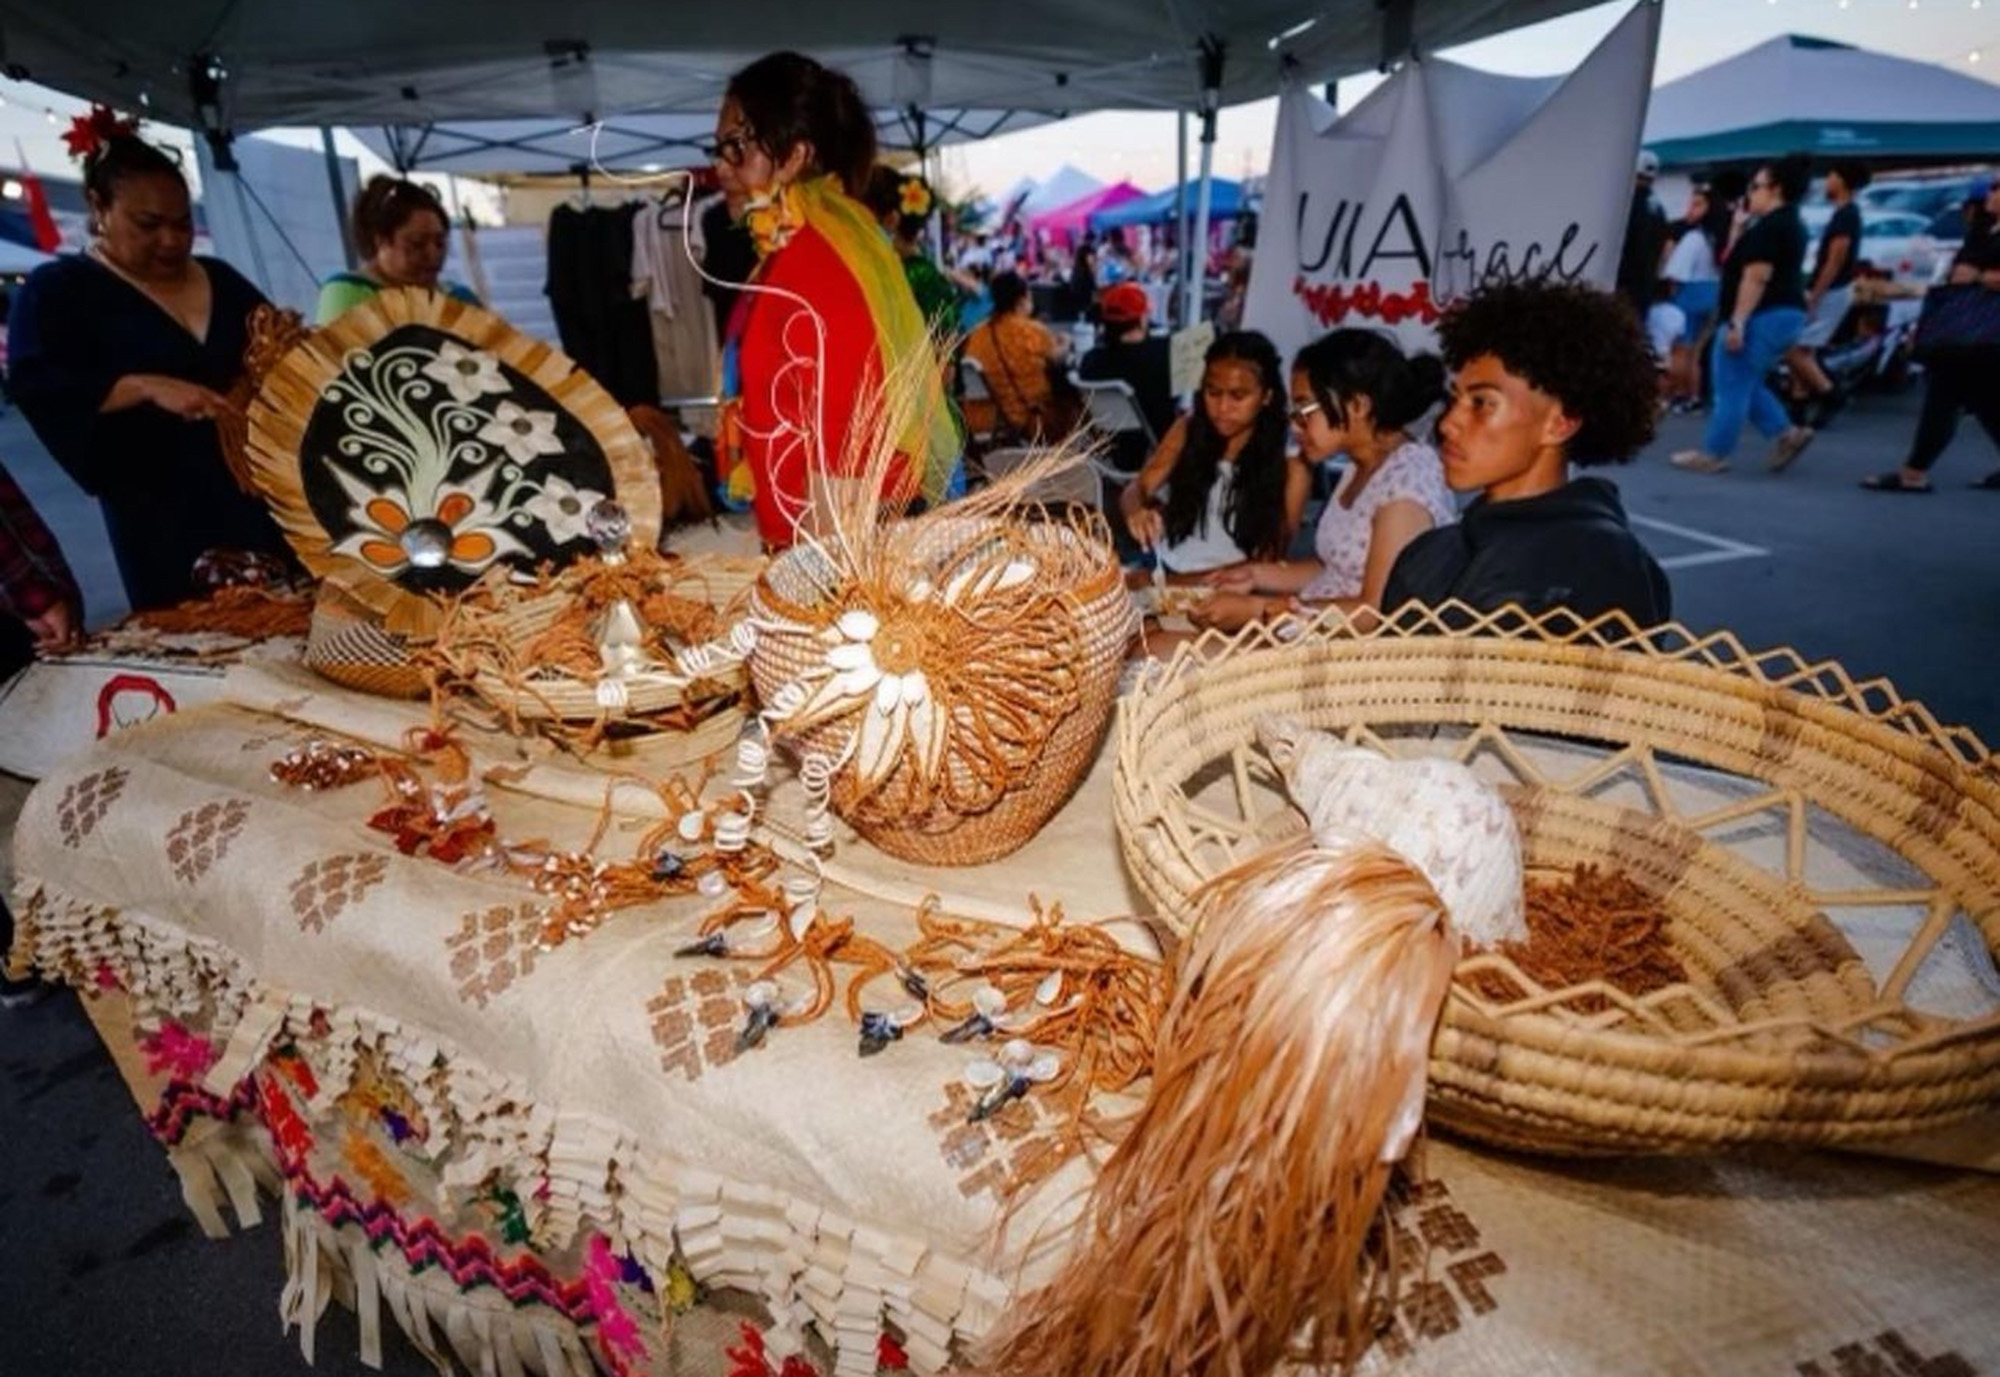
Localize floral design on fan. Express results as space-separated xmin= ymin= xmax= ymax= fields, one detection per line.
xmin=522 ymin=474 xmax=609 ymax=545
xmin=319 ymin=337 xmax=603 ymax=579
xmin=775 ymin=545 xmax=1083 ymax=813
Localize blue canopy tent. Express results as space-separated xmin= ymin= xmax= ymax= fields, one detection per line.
xmin=1090 ymin=178 xmax=1246 ymax=232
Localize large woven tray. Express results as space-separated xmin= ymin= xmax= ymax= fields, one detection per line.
xmin=1113 ymin=605 xmax=2000 ymax=1155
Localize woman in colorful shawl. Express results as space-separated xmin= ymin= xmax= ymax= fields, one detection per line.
xmin=712 ymin=52 xmax=959 ymax=549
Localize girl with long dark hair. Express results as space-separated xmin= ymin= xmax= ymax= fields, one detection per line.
xmin=1118 ymin=330 xmax=1304 ymax=576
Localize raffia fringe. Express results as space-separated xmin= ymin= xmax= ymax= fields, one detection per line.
xmin=11 ymin=877 xmax=992 ymax=1376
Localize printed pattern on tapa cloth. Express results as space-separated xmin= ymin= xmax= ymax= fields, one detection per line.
xmin=445 ymin=903 xmax=547 ymax=1008
xmin=56 ymin=766 xmax=128 ymax=847
xmin=646 ymin=968 xmax=758 ymax=1082
xmin=1371 ymin=1176 xmax=1508 ymax=1359
xmin=927 ymin=1081 xmax=1077 ymax=1205
xmin=1796 ymin=1331 xmax=1975 ymax=1377
xmin=291 ymin=853 xmax=390 ymax=934
xmin=165 ymin=798 xmax=253 ymax=883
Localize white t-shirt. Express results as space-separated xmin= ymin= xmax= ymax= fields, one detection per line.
xmin=1663 ymin=228 xmax=1718 ymax=285
xmin=1158 ymin=461 xmax=1252 ymax=574
xmin=1301 ymin=441 xmax=1456 ymax=602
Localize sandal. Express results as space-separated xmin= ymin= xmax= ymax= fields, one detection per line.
xmin=1974 ymin=470 xmax=2000 ymax=491
xmin=1671 ymin=450 xmax=1729 ymax=474
xmin=1859 ymin=472 xmax=1932 ymax=494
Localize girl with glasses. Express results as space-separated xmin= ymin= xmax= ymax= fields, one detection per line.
xmin=709 ymin=52 xmax=958 ymax=548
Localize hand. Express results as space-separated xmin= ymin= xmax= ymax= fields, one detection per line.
xmin=1206 ymin=565 xmax=1258 ymax=595
xmin=1723 ymin=322 xmax=1746 ymax=354
xmin=137 ymin=375 xmax=237 ymax=422
xmin=1126 ymin=505 xmax=1165 ymax=550
xmin=1189 ymin=591 xmax=1267 ymax=632
xmin=26 ymin=600 xmax=82 ymax=653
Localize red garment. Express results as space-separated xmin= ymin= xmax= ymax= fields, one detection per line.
xmin=734 ymin=223 xmax=912 ymax=548
xmin=0 ymin=456 xmax=79 ymax=621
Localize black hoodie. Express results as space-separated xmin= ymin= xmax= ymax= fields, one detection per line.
xmin=1382 ymin=476 xmax=1671 ymax=628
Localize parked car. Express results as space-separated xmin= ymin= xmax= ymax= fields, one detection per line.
xmin=1860 ymin=173 xmax=1992 ymax=239
xmin=1797 ymin=205 xmax=1942 ymax=283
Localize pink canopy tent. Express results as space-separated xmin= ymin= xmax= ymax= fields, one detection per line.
xmin=1027 ymin=181 xmax=1147 ymax=246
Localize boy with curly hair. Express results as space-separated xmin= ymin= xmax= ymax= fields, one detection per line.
xmin=1382 ymin=280 xmax=1671 ymax=627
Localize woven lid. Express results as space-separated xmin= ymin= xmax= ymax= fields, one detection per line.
xmin=1260 ymin=719 xmax=1526 ymax=950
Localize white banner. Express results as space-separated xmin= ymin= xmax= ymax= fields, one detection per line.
xmin=1244 ymin=0 xmax=1661 ymax=363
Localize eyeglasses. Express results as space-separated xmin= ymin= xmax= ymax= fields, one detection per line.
xmin=705 ymin=129 xmax=756 ymax=167
xmin=1287 ymin=399 xmax=1323 ymax=423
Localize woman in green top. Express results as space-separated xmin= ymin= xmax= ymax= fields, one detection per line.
xmin=315 ymin=176 xmax=482 ymax=323
xmin=862 ymin=166 xmax=962 ymax=335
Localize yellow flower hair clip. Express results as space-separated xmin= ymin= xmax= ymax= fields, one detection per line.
xmin=898 ymin=177 xmax=933 ymax=220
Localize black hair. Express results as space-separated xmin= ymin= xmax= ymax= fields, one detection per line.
xmin=1163 ymin=330 xmax=1291 ymax=559
xmin=351 ymin=175 xmax=448 ymax=259
xmin=1292 ymin=329 xmax=1445 ymax=436
xmin=725 ymin=51 xmax=877 ymax=200
xmin=1827 ymin=160 xmax=1873 ymax=195
xmin=1763 ymin=154 xmax=1811 ymax=205
xmin=862 ymin=164 xmax=931 ymax=242
xmin=990 ymin=270 xmax=1029 ymax=316
xmin=82 ymin=135 xmax=184 ymax=208
xmin=1437 ymin=281 xmax=1658 ymax=464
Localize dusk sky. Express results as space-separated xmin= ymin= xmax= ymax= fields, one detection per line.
xmin=944 ymin=0 xmax=1997 ymax=197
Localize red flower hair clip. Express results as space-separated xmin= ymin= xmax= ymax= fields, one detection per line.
xmin=63 ymin=105 xmax=141 ymax=163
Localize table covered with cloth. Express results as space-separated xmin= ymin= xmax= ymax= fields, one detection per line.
xmin=8 ymin=660 xmax=2000 ymax=1377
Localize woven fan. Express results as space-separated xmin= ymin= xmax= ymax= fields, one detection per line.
xmin=243 ymin=288 xmax=662 ymax=639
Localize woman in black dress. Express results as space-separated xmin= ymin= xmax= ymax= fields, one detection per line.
xmin=8 ymin=133 xmax=289 ymax=610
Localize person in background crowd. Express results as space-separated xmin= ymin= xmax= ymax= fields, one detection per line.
xmin=1616 ymin=151 xmax=1670 ymax=321
xmin=1067 ymin=241 xmax=1100 ymax=323
xmin=1659 ymin=183 xmax=1721 ymax=411
xmin=863 ymin=166 xmax=961 ymax=336
xmin=1383 ymin=281 xmax=1670 ymax=628
xmin=315 ymin=176 xmax=481 ymax=323
xmin=1862 ymin=178 xmax=2000 ymax=493
xmin=1195 ymin=329 xmax=1453 ymax=632
xmin=1119 ymin=330 xmax=1306 ymax=577
xmin=709 ymin=52 xmax=957 ymax=548
xmin=1782 ymin=161 xmax=1870 ymax=436
xmin=1076 ymin=282 xmax=1176 ymax=470
xmin=8 ymin=124 xmax=291 ymax=610
xmin=1671 ymin=156 xmax=1815 ymax=476
xmin=1100 ymin=231 xmax=1139 ymax=286
xmin=1645 ymin=278 xmax=1688 ymax=404
xmin=962 ymin=271 xmax=1078 ymax=442
xmin=956 ymin=262 xmax=995 ymax=333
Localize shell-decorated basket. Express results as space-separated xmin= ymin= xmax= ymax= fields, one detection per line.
xmin=242 ymin=288 xmax=663 ymax=694
xmin=1113 ymin=603 xmax=2000 ymax=1156
xmin=748 ymin=509 xmax=1134 ymax=867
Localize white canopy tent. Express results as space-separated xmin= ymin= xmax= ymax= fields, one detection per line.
xmin=0 ymin=0 xmax=1612 ymax=314
xmin=1644 ymin=35 xmax=2000 ymax=168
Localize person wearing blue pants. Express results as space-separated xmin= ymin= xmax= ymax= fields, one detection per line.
xmin=1672 ymin=157 xmax=1816 ymax=475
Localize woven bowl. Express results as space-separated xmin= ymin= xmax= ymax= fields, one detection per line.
xmin=442 ymin=552 xmax=760 ymax=724
xmin=749 ymin=513 xmax=1134 ymax=867
xmin=1113 ymin=606 xmax=2000 ymax=1155
xmin=305 ymin=580 xmax=428 ymax=699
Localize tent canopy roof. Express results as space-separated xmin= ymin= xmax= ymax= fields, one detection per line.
xmin=0 ymin=0 xmax=1604 ymax=129
xmin=1644 ymin=34 xmax=2000 ymax=166
xmin=1090 ymin=177 xmax=1245 ymax=229
xmin=1029 ymin=180 xmax=1147 ymax=236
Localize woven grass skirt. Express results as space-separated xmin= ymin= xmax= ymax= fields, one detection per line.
xmin=1113 ymin=606 xmax=2000 ymax=1155
xmin=749 ymin=514 xmax=1134 ymax=867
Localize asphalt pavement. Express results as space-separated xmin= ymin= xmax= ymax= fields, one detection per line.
xmin=0 ymin=375 xmax=1995 ymax=1377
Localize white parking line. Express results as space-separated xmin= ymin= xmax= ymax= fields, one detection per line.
xmin=1628 ymin=514 xmax=1771 ymax=572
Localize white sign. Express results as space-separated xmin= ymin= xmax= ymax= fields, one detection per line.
xmin=1169 ymin=321 xmax=1217 ymax=396
xmin=1244 ymin=0 xmax=1661 ymax=363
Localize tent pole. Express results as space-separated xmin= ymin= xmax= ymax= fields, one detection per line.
xmin=1184 ymin=39 xmax=1224 ymax=330
xmin=1175 ymin=111 xmax=1189 ymax=326
xmin=320 ymin=127 xmax=356 ymax=269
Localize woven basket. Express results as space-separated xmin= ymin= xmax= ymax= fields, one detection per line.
xmin=1113 ymin=604 xmax=2000 ymax=1155
xmin=451 ymin=555 xmax=762 ymax=723
xmin=749 ymin=513 xmax=1133 ymax=866
xmin=305 ymin=580 xmax=428 ymax=699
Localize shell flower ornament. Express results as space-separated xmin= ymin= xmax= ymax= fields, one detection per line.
xmin=329 ymin=463 xmax=526 ymax=577
xmin=478 ymin=400 xmax=565 ymax=464
xmin=964 ymin=1039 xmax=1061 ymax=1122
xmin=420 ymin=341 xmax=510 ymax=405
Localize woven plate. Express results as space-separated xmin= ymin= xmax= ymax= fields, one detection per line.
xmin=1114 ymin=604 xmax=2000 ymax=1155
xmin=243 ymin=287 xmax=662 ymax=642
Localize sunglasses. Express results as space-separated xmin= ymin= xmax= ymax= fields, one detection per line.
xmin=704 ymin=129 xmax=757 ymax=168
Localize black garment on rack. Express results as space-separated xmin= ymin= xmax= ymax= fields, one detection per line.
xmin=545 ymin=203 xmax=659 ymax=407
xmin=699 ymin=198 xmax=756 ymax=337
